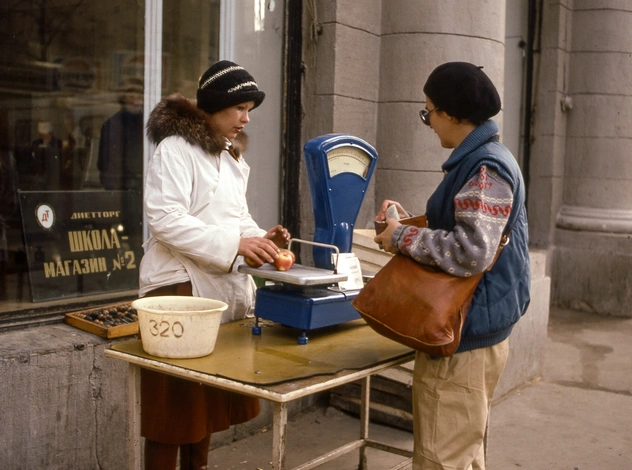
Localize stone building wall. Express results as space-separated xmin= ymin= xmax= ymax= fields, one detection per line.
xmin=530 ymin=0 xmax=632 ymax=316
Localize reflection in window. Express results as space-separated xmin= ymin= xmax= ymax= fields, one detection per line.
xmin=0 ymin=0 xmax=219 ymax=316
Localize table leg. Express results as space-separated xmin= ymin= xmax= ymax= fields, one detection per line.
xmin=128 ymin=363 xmax=142 ymax=470
xmin=359 ymin=376 xmax=370 ymax=469
xmin=272 ymin=401 xmax=288 ymax=470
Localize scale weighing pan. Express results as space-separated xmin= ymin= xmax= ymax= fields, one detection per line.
xmin=238 ymin=263 xmax=347 ymax=285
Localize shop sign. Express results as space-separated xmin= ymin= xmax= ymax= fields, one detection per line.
xmin=18 ymin=190 xmax=143 ymax=302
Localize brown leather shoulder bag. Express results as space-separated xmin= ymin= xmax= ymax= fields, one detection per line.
xmin=352 ymin=216 xmax=508 ymax=356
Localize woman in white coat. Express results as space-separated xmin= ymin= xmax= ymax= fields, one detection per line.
xmin=139 ymin=60 xmax=290 ymax=470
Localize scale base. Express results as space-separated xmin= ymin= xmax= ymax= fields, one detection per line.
xmin=252 ymin=285 xmax=361 ymax=344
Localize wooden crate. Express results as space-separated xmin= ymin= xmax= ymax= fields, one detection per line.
xmin=64 ymin=302 xmax=139 ymax=339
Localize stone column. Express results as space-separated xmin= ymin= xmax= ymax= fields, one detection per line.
xmin=375 ymin=0 xmax=507 ymax=215
xmin=526 ymin=0 xmax=569 ymax=251
xmin=299 ymin=1 xmax=382 ymax=263
xmin=552 ymin=1 xmax=632 ymax=316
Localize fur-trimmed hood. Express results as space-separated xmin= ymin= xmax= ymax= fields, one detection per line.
xmin=146 ymin=93 xmax=247 ymax=157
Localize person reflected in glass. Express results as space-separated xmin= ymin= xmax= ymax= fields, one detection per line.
xmin=30 ymin=121 xmax=62 ymax=190
xmin=97 ymin=77 xmax=144 ymax=191
xmin=374 ymin=62 xmax=531 ymax=470
xmin=139 ymin=60 xmax=290 ymax=470
xmin=61 ymin=112 xmax=89 ymax=190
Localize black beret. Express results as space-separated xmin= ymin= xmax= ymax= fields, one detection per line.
xmin=423 ymin=62 xmax=501 ymax=125
xmin=196 ymin=60 xmax=265 ymax=115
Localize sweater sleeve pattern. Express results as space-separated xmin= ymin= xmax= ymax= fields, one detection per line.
xmin=393 ymin=166 xmax=513 ymax=277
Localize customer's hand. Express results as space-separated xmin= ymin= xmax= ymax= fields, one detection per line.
xmin=264 ymin=224 xmax=291 ymax=248
xmin=376 ymin=200 xmax=407 ymax=222
xmin=238 ymin=237 xmax=280 ymax=265
xmin=374 ymin=218 xmax=400 ymax=254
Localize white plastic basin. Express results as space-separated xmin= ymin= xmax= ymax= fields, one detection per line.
xmin=132 ymin=296 xmax=228 ymax=359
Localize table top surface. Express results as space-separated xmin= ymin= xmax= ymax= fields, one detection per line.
xmin=107 ymin=319 xmax=413 ymax=397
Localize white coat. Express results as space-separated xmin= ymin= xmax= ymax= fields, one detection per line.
xmin=140 ymin=95 xmax=266 ymax=323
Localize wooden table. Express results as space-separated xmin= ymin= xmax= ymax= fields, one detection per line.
xmin=105 ymin=319 xmax=415 ymax=469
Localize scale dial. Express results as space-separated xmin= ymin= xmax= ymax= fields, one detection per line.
xmin=326 ymin=146 xmax=371 ymax=178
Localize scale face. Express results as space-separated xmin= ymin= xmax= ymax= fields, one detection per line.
xmin=326 ymin=146 xmax=372 ymax=178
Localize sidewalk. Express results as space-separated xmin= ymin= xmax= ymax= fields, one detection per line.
xmin=209 ymin=307 xmax=632 ymax=469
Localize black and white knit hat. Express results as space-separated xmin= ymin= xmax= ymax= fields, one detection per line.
xmin=196 ymin=60 xmax=265 ymax=115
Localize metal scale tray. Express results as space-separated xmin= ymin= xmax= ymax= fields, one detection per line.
xmin=238 ymin=263 xmax=348 ymax=286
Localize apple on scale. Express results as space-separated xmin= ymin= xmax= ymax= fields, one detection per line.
xmin=244 ymin=248 xmax=295 ymax=271
xmin=244 ymin=256 xmax=263 ymax=268
xmin=273 ymin=249 xmax=295 ymax=271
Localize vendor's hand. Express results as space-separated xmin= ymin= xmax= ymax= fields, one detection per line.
xmin=238 ymin=237 xmax=280 ymax=265
xmin=374 ymin=218 xmax=400 ymax=254
xmin=376 ymin=200 xmax=408 ymax=222
xmin=264 ymin=224 xmax=291 ymax=248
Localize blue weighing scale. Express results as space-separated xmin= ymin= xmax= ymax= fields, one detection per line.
xmin=238 ymin=134 xmax=378 ymax=344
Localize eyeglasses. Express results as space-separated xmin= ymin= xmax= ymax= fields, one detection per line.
xmin=419 ymin=107 xmax=439 ymax=126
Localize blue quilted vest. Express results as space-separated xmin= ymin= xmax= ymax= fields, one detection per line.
xmin=425 ymin=120 xmax=531 ymax=352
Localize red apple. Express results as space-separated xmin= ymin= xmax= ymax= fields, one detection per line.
xmin=244 ymin=256 xmax=263 ymax=268
xmin=273 ymin=249 xmax=295 ymax=271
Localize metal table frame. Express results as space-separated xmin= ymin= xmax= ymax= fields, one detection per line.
xmin=105 ymin=340 xmax=414 ymax=469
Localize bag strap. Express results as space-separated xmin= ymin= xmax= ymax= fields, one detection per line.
xmin=485 ymin=232 xmax=510 ymax=272
xmin=487 ymin=199 xmax=520 ymax=271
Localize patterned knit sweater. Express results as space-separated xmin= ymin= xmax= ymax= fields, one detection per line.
xmin=393 ymin=165 xmax=512 ymax=277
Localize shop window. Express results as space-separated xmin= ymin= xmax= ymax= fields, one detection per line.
xmin=0 ymin=0 xmax=220 ymax=324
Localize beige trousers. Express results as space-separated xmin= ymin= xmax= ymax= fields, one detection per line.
xmin=412 ymin=339 xmax=509 ymax=470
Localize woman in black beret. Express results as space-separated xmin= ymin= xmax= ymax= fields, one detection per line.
xmin=374 ymin=62 xmax=531 ymax=469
